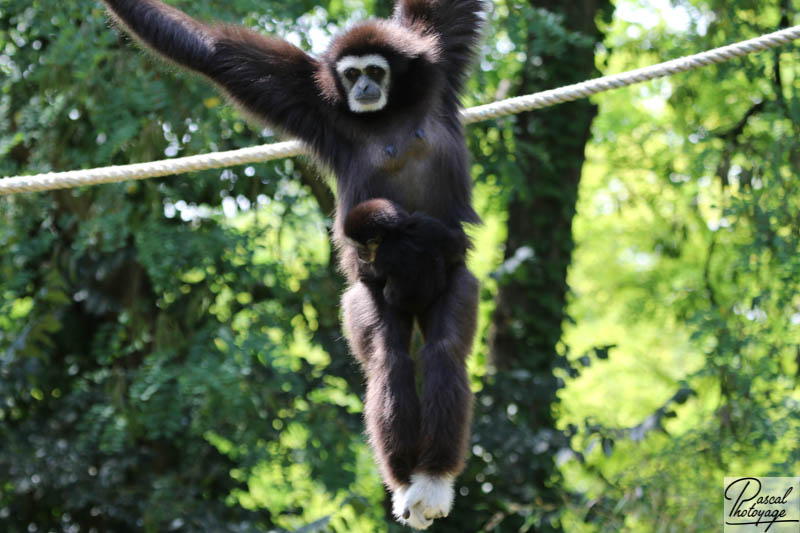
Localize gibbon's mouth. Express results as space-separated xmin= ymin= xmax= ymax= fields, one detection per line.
xmin=355 ymin=94 xmax=381 ymax=104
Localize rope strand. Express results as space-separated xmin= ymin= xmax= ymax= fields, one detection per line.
xmin=2 ymin=25 xmax=799 ymax=196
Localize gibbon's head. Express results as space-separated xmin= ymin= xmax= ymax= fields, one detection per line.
xmin=336 ymin=54 xmax=391 ymax=113
xmin=318 ymin=20 xmax=442 ymax=114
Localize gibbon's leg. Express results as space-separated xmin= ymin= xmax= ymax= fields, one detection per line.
xmin=399 ymin=263 xmax=478 ymax=526
xmin=341 ymin=282 xmax=421 ymax=492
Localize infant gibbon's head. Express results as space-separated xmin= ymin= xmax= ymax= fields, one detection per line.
xmin=344 ymin=199 xmax=408 ymax=261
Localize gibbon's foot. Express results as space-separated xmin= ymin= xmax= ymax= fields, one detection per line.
xmin=392 ymin=484 xmax=431 ymax=530
xmin=392 ymin=488 xmax=432 ymax=529
xmin=393 ymin=473 xmax=454 ymax=529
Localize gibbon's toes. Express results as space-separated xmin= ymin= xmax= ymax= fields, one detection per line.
xmin=392 ymin=485 xmax=408 ymax=521
xmin=393 ymin=483 xmax=435 ymax=530
xmin=404 ymin=473 xmax=455 ymax=525
xmin=392 ymin=487 xmax=433 ymax=529
xmin=392 ymin=486 xmax=430 ymax=529
xmin=405 ymin=505 xmax=434 ymax=530
xmin=422 ymin=507 xmax=446 ymax=520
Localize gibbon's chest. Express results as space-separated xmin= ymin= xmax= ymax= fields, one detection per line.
xmin=360 ymin=120 xmax=450 ymax=214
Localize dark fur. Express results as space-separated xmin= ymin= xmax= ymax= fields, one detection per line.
xmin=344 ymin=198 xmax=469 ymax=313
xmin=102 ymin=0 xmax=485 ymax=492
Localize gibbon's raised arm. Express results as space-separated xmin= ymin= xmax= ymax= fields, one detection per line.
xmin=102 ymin=0 xmax=333 ymax=152
xmin=393 ymin=0 xmax=486 ymax=98
xmin=102 ymin=0 xmax=214 ymax=71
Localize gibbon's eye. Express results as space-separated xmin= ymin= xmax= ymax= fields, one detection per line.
xmin=366 ymin=65 xmax=385 ymax=82
xmin=344 ymin=68 xmax=361 ymax=82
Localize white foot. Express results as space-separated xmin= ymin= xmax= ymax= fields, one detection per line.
xmin=393 ymin=474 xmax=454 ymax=529
xmin=392 ymin=484 xmax=430 ymax=530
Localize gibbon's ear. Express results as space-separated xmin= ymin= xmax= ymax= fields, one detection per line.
xmin=315 ymin=62 xmax=342 ymax=106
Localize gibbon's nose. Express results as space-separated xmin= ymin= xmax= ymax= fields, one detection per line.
xmin=356 ymin=82 xmax=381 ymax=102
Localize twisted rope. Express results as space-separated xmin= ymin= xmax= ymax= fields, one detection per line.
xmin=2 ymin=25 xmax=799 ymax=196
xmin=0 ymin=141 xmax=306 ymax=195
xmin=460 ymin=25 xmax=800 ymax=123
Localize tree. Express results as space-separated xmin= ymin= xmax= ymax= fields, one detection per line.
xmin=557 ymin=2 xmax=800 ymax=531
xmin=1 ymin=2 xmax=375 ymax=531
xmin=441 ymin=1 xmax=613 ymax=531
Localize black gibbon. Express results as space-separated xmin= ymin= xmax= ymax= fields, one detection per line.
xmin=344 ymin=198 xmax=470 ymax=314
xmin=101 ymin=0 xmax=485 ymax=528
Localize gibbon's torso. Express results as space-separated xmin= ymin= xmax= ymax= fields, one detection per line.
xmin=333 ymin=110 xmax=473 ymax=228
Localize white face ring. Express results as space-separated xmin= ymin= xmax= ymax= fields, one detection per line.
xmin=336 ymin=54 xmax=391 ymax=113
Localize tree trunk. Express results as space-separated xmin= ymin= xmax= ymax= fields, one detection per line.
xmin=484 ymin=0 xmax=611 ymax=529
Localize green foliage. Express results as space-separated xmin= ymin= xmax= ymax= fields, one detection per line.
xmin=452 ymin=2 xmax=613 ymax=532
xmin=560 ymin=2 xmax=800 ymax=531
xmin=0 ymin=1 xmax=374 ymax=531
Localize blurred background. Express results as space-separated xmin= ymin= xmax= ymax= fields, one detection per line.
xmin=1 ymin=0 xmax=798 ymax=531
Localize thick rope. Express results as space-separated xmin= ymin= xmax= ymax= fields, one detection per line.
xmin=2 ymin=25 xmax=799 ymax=196
xmin=461 ymin=25 xmax=800 ymax=123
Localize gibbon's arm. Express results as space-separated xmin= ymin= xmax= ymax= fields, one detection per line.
xmin=393 ymin=0 xmax=486 ymax=97
xmin=102 ymin=0 xmax=333 ymax=153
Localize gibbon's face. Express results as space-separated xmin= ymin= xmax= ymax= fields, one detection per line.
xmin=335 ymin=54 xmax=391 ymax=113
